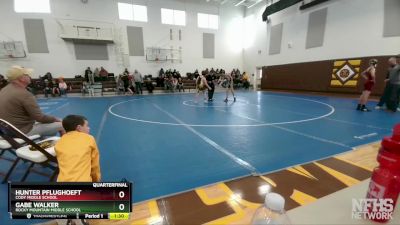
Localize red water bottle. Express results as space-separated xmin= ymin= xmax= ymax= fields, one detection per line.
xmin=366 ymin=124 xmax=400 ymax=223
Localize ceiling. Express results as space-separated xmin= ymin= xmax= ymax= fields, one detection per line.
xmin=204 ymin=0 xmax=268 ymax=8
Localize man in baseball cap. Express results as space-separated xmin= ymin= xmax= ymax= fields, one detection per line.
xmin=0 ymin=65 xmax=64 ymax=136
xmin=6 ymin=65 xmax=33 ymax=81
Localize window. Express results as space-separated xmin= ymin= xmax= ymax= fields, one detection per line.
xmin=197 ymin=13 xmax=219 ymax=29
xmin=161 ymin=8 xmax=186 ymax=26
xmin=118 ymin=3 xmax=133 ymax=20
xmin=198 ymin=13 xmax=208 ymax=28
xmin=118 ymin=2 xmax=147 ymax=22
xmin=133 ymin=5 xmax=147 ymax=22
xmin=161 ymin=8 xmax=173 ymax=24
xmin=14 ymin=0 xmax=51 ymax=13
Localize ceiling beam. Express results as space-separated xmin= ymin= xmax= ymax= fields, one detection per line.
xmin=248 ymin=0 xmax=263 ymax=8
xmin=235 ymin=0 xmax=247 ymax=6
xmin=220 ymin=0 xmax=230 ymax=5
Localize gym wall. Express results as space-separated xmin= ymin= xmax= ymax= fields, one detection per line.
xmin=261 ymin=56 xmax=392 ymax=95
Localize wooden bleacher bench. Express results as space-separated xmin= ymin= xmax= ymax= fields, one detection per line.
xmin=27 ymin=76 xmax=198 ymax=95
xmin=182 ymin=79 xmax=196 ymax=91
xmin=65 ymin=78 xmax=85 ymax=93
xmin=102 ymin=80 xmax=117 ymax=94
xmin=30 ymin=77 xmax=84 ymax=95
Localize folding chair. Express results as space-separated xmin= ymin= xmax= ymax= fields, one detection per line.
xmin=0 ymin=119 xmax=59 ymax=183
xmin=0 ymin=134 xmax=40 ymax=160
xmin=0 ymin=133 xmax=41 ymax=178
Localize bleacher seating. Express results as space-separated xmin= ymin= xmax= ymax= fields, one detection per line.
xmin=26 ymin=77 xmax=197 ymax=96
xmin=102 ymin=80 xmax=117 ymax=95
xmin=91 ymin=82 xmax=103 ymax=96
xmin=65 ymin=78 xmax=85 ymax=93
xmin=182 ymin=79 xmax=196 ymax=90
xmin=30 ymin=78 xmax=84 ymax=95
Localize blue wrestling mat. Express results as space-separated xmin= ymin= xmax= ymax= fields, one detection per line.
xmin=1 ymin=91 xmax=398 ymax=225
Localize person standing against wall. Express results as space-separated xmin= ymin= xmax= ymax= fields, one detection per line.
xmin=84 ymin=67 xmax=92 ymax=83
xmin=133 ymin=69 xmax=143 ymax=94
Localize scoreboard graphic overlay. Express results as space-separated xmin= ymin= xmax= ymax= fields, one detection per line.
xmin=8 ymin=182 xmax=132 ymax=220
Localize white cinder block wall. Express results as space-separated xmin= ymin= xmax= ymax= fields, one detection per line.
xmin=243 ymin=0 xmax=400 ymax=77
xmin=0 ymin=0 xmax=245 ymax=78
xmin=0 ymin=0 xmax=398 ymax=79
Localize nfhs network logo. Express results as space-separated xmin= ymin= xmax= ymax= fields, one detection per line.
xmin=352 ymin=198 xmax=394 ymax=220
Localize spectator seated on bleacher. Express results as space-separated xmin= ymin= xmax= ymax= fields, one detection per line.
xmin=42 ymin=72 xmax=53 ymax=81
xmin=145 ymin=77 xmax=154 ymax=93
xmin=156 ymin=76 xmax=164 ymax=87
xmin=81 ymin=81 xmax=94 ymax=96
xmin=217 ymin=69 xmax=225 ymax=78
xmin=232 ymin=70 xmax=242 ymax=89
xmin=58 ymin=77 xmax=68 ymax=96
xmin=43 ymin=79 xmax=53 ymax=98
xmin=164 ymin=76 xmax=172 ymax=91
xmin=186 ymin=72 xmax=193 ymax=80
xmin=116 ymin=75 xmax=126 ymax=95
xmin=81 ymin=81 xmax=88 ymax=95
xmin=99 ymin=66 xmax=108 ymax=81
xmin=172 ymin=69 xmax=181 ymax=79
xmin=171 ymin=77 xmax=178 ymax=92
xmin=52 ymin=80 xmax=61 ymax=96
xmin=93 ymin=67 xmax=100 ymax=81
xmin=193 ymin=69 xmax=199 ymax=80
xmin=210 ymin=68 xmax=215 ymax=74
xmin=242 ymin=72 xmax=250 ymax=89
xmin=177 ymin=78 xmax=184 ymax=92
xmin=33 ymin=78 xmax=44 ymax=91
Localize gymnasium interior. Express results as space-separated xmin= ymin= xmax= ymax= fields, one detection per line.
xmin=0 ymin=0 xmax=400 ymax=224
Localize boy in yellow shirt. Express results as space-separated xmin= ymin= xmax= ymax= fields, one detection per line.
xmin=55 ymin=115 xmax=101 ymax=182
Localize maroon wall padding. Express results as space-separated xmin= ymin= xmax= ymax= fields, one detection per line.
xmin=262 ymin=56 xmax=392 ymax=95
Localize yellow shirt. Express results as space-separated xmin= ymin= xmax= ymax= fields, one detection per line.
xmin=55 ymin=131 xmax=101 ymax=182
xmin=243 ymin=73 xmax=249 ymax=81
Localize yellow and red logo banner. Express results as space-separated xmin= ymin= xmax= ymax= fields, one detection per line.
xmin=331 ymin=60 xmax=361 ymax=87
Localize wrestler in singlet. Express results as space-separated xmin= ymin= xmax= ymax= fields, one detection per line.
xmin=356 ymin=59 xmax=377 ymax=112
xmin=363 ymin=70 xmax=375 ymax=91
xmin=197 ymin=74 xmax=207 ymax=91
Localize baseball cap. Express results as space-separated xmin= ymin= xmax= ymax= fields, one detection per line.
xmin=6 ymin=65 xmax=33 ymax=81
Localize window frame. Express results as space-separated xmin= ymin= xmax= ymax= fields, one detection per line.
xmin=118 ymin=2 xmax=148 ymax=22
xmin=132 ymin=4 xmax=148 ymax=22
xmin=197 ymin=13 xmax=219 ymax=30
xmin=161 ymin=8 xmax=186 ymax=26
xmin=14 ymin=0 xmax=51 ymax=13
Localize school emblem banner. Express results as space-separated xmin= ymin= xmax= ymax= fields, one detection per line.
xmin=330 ymin=60 xmax=361 ymax=87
